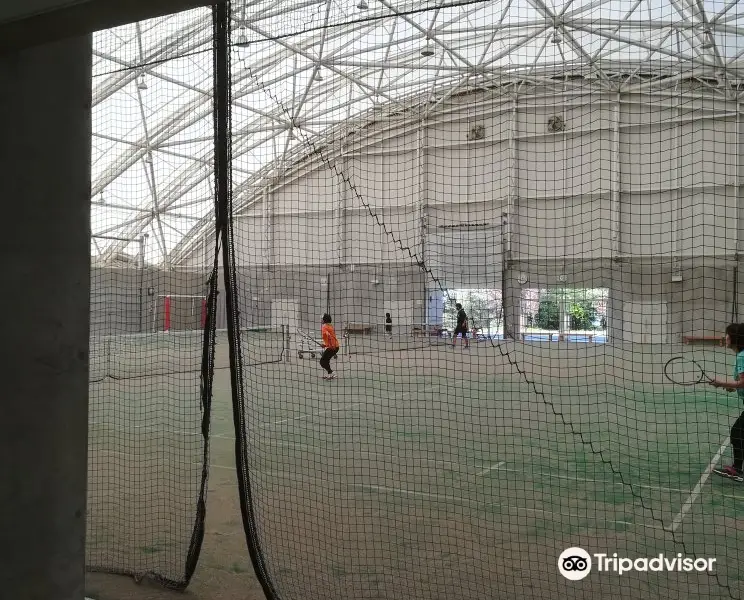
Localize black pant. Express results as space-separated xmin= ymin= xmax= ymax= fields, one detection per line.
xmin=732 ymin=411 xmax=744 ymax=470
xmin=453 ymin=326 xmax=468 ymax=339
xmin=320 ymin=347 xmax=339 ymax=374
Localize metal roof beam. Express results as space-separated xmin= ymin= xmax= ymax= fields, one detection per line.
xmin=0 ymin=0 xmax=220 ymax=52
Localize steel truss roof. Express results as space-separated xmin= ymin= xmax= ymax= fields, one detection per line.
xmin=91 ymin=0 xmax=744 ymax=267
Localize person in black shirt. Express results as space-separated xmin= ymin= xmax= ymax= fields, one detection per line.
xmin=453 ymin=302 xmax=469 ymax=349
xmin=385 ymin=312 xmax=392 ymax=336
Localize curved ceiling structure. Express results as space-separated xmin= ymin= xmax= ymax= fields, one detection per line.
xmin=91 ymin=0 xmax=744 ymax=267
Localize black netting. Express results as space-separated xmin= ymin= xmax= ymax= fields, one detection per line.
xmin=220 ymin=3 xmax=744 ymax=600
xmin=87 ymin=8 xmax=216 ymax=588
xmin=90 ymin=1 xmax=744 ymax=599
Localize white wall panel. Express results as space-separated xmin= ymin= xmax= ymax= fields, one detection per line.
xmin=425 ymin=226 xmax=502 ymax=288
xmin=516 ymin=102 xmax=613 ymax=136
xmin=273 ymin=214 xmax=337 ymax=265
xmin=622 ymin=301 xmax=668 ymax=344
xmin=425 ymin=205 xmax=502 ymax=287
xmin=273 ymin=168 xmax=337 ymax=213
xmin=620 ymin=126 xmax=677 ymax=191
xmin=678 ymin=118 xmax=737 ymax=188
xmin=370 ymin=126 xmax=418 ymax=152
xmin=619 ymin=192 xmax=674 ymax=255
xmin=426 ymin=110 xmax=510 ymax=142
xmin=619 ymin=189 xmax=737 ymax=256
xmin=347 ymin=154 xmax=385 ymax=207
xmin=427 ymin=148 xmax=474 ymax=205
xmin=383 ymin=151 xmax=418 ymax=207
xmin=234 ymin=215 xmax=268 ymax=266
xmin=177 ymin=89 xmax=743 ymax=269
xmin=516 ymin=136 xmax=562 ymax=199
xmin=470 ymin=142 xmax=509 ymax=201
xmin=515 ymin=197 xmax=610 ymax=259
xmin=426 ymin=119 xmax=469 ymax=146
xmin=620 ymin=99 xmax=677 ymax=127
xmin=518 ymin=133 xmax=611 ymax=198
xmin=345 ymin=206 xmax=420 ymax=265
xmin=353 ymin=122 xmax=418 ymax=153
xmin=428 ymin=201 xmax=503 ymax=227
xmin=677 ymin=190 xmax=737 ymax=255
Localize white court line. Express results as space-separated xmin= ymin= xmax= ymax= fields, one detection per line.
xmin=400 ymin=386 xmax=438 ymax=397
xmin=476 ymin=462 xmax=505 ymax=476
xmin=511 ymin=505 xmax=665 ymax=531
xmin=494 ymin=464 xmax=685 ymax=494
xmin=264 ymin=403 xmax=362 ymax=426
xmin=94 ymin=454 xmax=665 ymax=532
xmin=209 ymin=452 xmax=492 ymax=470
xmin=670 ymin=439 xmax=730 ymax=532
xmin=357 ymin=484 xmax=486 ymax=506
xmin=272 ymin=441 xmax=494 ymax=471
xmin=91 ymin=450 xmax=671 ymax=501
xmin=719 ymin=492 xmax=744 ymax=500
xmin=90 ymin=402 xmax=363 ymax=436
xmin=91 ymin=436 xmax=488 ymax=474
xmin=357 ymin=484 xmax=663 ymax=530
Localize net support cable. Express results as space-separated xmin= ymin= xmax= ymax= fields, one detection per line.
xmin=213 ymin=3 xmax=282 ymax=599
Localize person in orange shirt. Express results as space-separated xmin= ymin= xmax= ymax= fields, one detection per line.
xmin=320 ymin=313 xmax=340 ymax=380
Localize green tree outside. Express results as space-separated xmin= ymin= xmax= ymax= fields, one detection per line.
xmin=530 ymin=288 xmax=603 ymax=331
xmin=443 ymin=289 xmax=502 ymax=332
xmin=535 ymin=298 xmax=559 ymax=329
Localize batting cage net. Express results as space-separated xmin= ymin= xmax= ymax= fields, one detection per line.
xmin=89 ymin=2 xmax=744 ymax=599
xmin=218 ymin=2 xmax=744 ymax=600
xmin=88 ymin=9 xmax=217 ymax=587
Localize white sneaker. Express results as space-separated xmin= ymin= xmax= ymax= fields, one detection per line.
xmin=328 ymin=373 xmax=337 ymax=379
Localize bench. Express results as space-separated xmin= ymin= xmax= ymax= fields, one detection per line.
xmin=412 ymin=325 xmax=443 ymax=337
xmin=682 ymin=336 xmax=724 ymax=346
xmin=518 ymin=332 xmax=595 ymax=342
xmin=345 ymin=324 xmax=372 ymax=335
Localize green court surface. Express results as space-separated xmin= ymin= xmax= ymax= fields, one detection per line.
xmin=87 ymin=339 xmax=744 ymax=600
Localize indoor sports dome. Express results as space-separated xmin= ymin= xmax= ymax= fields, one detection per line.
xmin=84 ymin=2 xmax=744 ymax=600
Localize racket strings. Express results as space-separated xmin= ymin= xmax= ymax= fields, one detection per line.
xmin=664 ymin=357 xmax=707 ymax=385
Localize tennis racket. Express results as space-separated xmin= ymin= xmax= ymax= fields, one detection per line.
xmin=663 ymin=356 xmax=715 ymax=386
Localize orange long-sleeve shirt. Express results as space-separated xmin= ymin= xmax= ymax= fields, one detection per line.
xmin=321 ymin=323 xmax=339 ymax=349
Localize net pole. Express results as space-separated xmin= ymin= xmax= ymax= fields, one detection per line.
xmin=283 ymin=324 xmax=289 ymax=362
xmin=732 ymin=264 xmax=739 ymax=323
xmin=138 ymin=234 xmax=147 ymax=333
xmin=501 ymin=213 xmax=511 ymax=340
xmin=201 ymin=298 xmax=207 ymax=328
xmin=152 ymin=295 xmax=158 ymax=333
xmin=326 ymin=270 xmax=331 ymax=315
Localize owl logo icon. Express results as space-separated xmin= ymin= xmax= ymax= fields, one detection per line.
xmin=558 ymin=547 xmax=592 ymax=581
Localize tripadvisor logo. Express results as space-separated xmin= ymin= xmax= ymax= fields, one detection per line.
xmin=559 ymin=548 xmax=592 ymax=581
xmin=558 ymin=547 xmax=716 ymax=580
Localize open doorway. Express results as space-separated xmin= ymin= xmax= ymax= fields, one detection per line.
xmin=520 ymin=287 xmax=608 ymax=342
xmin=428 ymin=289 xmax=503 ymax=338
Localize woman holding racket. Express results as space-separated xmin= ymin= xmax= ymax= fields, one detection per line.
xmin=319 ymin=313 xmax=340 ymax=380
xmin=710 ymin=323 xmax=744 ymax=479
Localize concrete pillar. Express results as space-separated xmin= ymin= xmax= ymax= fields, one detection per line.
xmin=0 ymin=36 xmax=91 ymax=600
xmin=502 ymin=269 xmax=521 ymax=340
xmin=558 ymin=293 xmax=568 ymax=337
